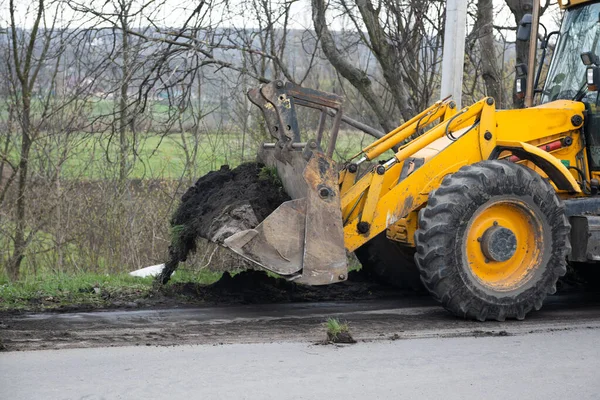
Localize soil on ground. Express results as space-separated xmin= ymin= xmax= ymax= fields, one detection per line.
xmin=0 ymin=269 xmax=413 ymax=315
xmin=161 ymin=269 xmax=405 ymax=305
xmin=2 ymin=289 xmax=599 ymax=352
xmin=160 ymin=163 xmax=290 ymax=283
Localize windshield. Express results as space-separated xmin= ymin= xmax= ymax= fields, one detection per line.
xmin=541 ymin=4 xmax=600 ymax=104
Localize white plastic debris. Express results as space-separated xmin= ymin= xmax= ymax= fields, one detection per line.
xmin=129 ymin=264 xmax=169 ymax=278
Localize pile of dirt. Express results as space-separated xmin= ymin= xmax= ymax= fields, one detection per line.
xmin=159 ymin=163 xmax=290 ymax=283
xmin=161 ymin=270 xmax=403 ymax=305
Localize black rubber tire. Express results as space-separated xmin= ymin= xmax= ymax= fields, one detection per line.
xmin=414 ymin=160 xmax=571 ymax=321
xmin=355 ymin=232 xmax=424 ymax=291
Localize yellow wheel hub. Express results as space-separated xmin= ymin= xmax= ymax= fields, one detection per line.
xmin=465 ymin=200 xmax=544 ymax=291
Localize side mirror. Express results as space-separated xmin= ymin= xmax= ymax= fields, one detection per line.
xmin=587 ymin=66 xmax=600 ymax=92
xmin=517 ymin=14 xmax=533 ymax=42
xmin=581 ymin=51 xmax=600 ymax=66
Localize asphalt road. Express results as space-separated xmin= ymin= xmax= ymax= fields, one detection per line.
xmin=1 ymin=329 xmax=599 ymax=400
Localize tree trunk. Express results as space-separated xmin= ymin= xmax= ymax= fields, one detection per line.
xmin=6 ymin=0 xmax=46 ymax=281
xmin=505 ymin=0 xmax=534 ymax=108
xmin=477 ymin=0 xmax=503 ymax=107
xmin=119 ymin=14 xmax=130 ymax=194
xmin=8 ymin=95 xmax=32 ymax=281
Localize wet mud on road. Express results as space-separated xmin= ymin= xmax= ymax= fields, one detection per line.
xmin=2 ymin=292 xmax=600 ymax=351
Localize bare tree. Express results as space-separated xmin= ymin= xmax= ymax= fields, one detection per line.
xmin=4 ymin=0 xmax=56 ymax=280
xmin=311 ymin=0 xmax=446 ymax=131
xmin=1 ymin=0 xmax=109 ymax=279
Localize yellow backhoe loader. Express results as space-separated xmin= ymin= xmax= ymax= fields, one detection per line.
xmin=224 ymin=0 xmax=600 ymax=320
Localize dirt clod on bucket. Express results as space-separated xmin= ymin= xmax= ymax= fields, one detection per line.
xmin=159 ymin=163 xmax=290 ymax=284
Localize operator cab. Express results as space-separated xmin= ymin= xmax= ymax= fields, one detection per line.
xmin=518 ymin=0 xmax=600 ymax=264
xmin=541 ymin=2 xmax=600 ymax=170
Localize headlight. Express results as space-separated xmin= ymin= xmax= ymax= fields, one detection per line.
xmin=515 ymin=77 xmax=526 ymax=99
xmin=588 ymin=67 xmax=596 ymax=85
xmin=587 ymin=66 xmax=600 ymax=92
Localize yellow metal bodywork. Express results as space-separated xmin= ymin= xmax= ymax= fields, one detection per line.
xmin=386 ymin=215 xmax=418 ymax=246
xmin=339 ymin=99 xmax=586 ymax=253
xmin=561 ymin=0 xmax=597 ymax=10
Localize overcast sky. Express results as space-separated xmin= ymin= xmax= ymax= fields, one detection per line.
xmin=3 ymin=0 xmax=563 ymax=30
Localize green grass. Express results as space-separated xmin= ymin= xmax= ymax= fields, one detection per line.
xmin=325 ymin=318 xmax=349 ymax=340
xmin=0 ymin=272 xmax=151 ymax=311
xmin=258 ymin=165 xmax=283 ymax=187
xmin=0 ymin=268 xmax=223 ymax=312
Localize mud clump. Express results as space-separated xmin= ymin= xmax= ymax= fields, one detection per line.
xmin=327 ymin=331 xmax=356 ymax=344
xmin=159 ymin=163 xmax=290 ymax=284
xmin=471 ymin=330 xmax=511 ymax=337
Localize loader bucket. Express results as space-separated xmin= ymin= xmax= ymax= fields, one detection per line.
xmin=225 ymin=150 xmax=348 ymax=285
xmin=224 ymin=80 xmax=348 ymax=285
xmin=224 ymin=152 xmax=348 ymax=285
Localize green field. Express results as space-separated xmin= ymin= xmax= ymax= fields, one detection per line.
xmin=2 ymin=96 xmax=379 ymax=180
xmin=58 ymin=131 xmax=250 ymax=180
xmin=24 ymin=129 xmax=374 ymax=180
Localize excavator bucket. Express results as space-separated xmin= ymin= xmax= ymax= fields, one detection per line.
xmin=224 ymin=81 xmax=348 ymax=285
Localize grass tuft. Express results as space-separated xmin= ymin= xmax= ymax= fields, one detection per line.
xmin=258 ymin=165 xmax=283 ymax=187
xmin=324 ymin=318 xmax=355 ymax=344
xmin=326 ymin=318 xmax=349 ymax=340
